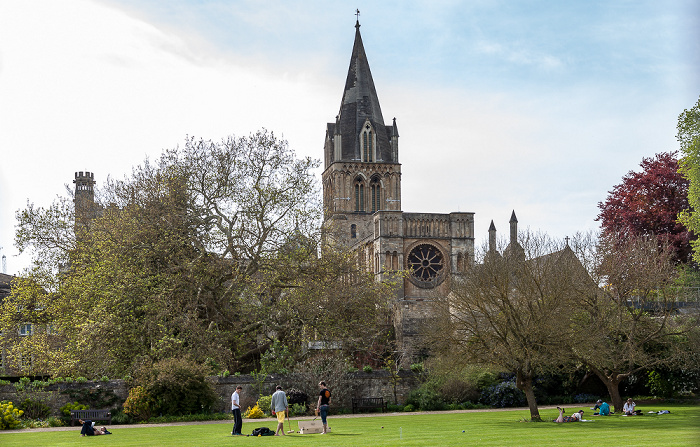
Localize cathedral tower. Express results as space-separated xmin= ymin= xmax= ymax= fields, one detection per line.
xmin=322 ymin=20 xmax=402 ymax=245
xmin=322 ymin=20 xmax=475 ymax=359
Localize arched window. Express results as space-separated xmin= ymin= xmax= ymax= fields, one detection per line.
xmin=361 ymin=122 xmax=374 ymax=162
xmin=370 ymin=177 xmax=381 ymax=212
xmin=354 ymin=177 xmax=365 ymax=212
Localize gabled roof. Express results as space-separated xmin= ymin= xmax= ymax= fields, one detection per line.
xmin=331 ymin=21 xmax=395 ymax=163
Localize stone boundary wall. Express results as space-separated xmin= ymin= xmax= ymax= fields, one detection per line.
xmin=0 ymin=370 xmax=419 ymax=415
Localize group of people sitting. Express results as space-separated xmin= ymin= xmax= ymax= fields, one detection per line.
xmin=592 ymin=398 xmax=639 ymax=416
xmin=555 ymin=398 xmax=640 ymax=423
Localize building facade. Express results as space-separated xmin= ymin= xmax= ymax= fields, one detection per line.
xmin=322 ymin=21 xmax=475 ymax=354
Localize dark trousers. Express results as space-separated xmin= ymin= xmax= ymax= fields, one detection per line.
xmin=232 ymin=408 xmax=242 ymax=434
xmin=81 ymin=420 xmax=94 ymax=436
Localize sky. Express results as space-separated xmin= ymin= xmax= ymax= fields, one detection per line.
xmin=0 ymin=0 xmax=698 ymax=275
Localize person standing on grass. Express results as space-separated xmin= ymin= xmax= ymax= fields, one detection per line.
xmin=231 ymin=385 xmax=243 ymax=435
xmin=270 ymin=385 xmax=288 ymax=436
xmin=316 ymin=381 xmax=332 ymax=435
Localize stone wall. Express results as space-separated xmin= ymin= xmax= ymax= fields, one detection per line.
xmin=0 ymin=370 xmax=419 ymax=415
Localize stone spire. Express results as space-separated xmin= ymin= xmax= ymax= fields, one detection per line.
xmin=488 ymin=220 xmax=496 ymax=253
xmin=509 ymin=210 xmax=518 ymax=245
xmin=334 ymin=19 xmax=394 ymax=162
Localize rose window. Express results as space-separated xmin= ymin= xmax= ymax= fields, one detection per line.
xmin=407 ymin=244 xmax=445 ymax=287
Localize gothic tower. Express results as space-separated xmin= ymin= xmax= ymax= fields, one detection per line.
xmin=322 ymin=20 xmax=402 ymax=245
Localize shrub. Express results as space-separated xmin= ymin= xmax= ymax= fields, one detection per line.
xmin=123 ymin=386 xmax=153 ymax=422
xmin=403 ymin=404 xmax=415 ymax=412
xmin=0 ymin=401 xmax=24 ymax=429
xmin=480 ymin=380 xmax=527 ymax=408
xmin=386 ymin=403 xmax=403 ymax=412
xmin=75 ymin=377 xmax=88 ymax=383
xmin=438 ymin=378 xmax=480 ymax=404
xmin=47 ymin=416 xmax=64 ymax=427
xmin=59 ymin=402 xmax=88 ymax=423
xmin=410 ymin=363 xmax=424 ymax=373
xmin=110 ymin=408 xmax=133 ymax=425
xmin=61 ymin=387 xmax=120 ymax=409
xmin=405 ymin=386 xmax=446 ymax=411
xmin=363 ymin=366 xmax=373 ymax=373
xmin=0 ymin=379 xmax=10 ymax=385
xmin=257 ymin=395 xmax=272 ymax=415
xmin=243 ymin=404 xmax=264 ymax=419
xmin=100 ymin=376 xmax=110 ymax=382
xmin=289 ymin=403 xmax=307 ymax=416
xmin=475 ymin=371 xmax=497 ymax=391
xmin=286 ymin=388 xmax=308 ymax=407
xmin=138 ymin=357 xmax=217 ymax=417
xmin=18 ymin=398 xmax=51 ymax=419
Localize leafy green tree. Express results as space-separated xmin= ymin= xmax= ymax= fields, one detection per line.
xmin=8 ymin=129 xmax=396 ymax=377
xmin=677 ymin=96 xmax=700 ymax=262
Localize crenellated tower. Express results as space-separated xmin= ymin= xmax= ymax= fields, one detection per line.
xmin=73 ymin=171 xmax=97 ymax=231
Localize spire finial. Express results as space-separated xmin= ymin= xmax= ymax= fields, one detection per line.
xmin=355 ymin=9 xmax=360 ymax=27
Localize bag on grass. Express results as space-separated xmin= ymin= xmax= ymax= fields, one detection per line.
xmin=251 ymin=427 xmax=274 ymax=436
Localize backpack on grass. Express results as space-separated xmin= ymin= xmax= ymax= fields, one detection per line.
xmin=251 ymin=427 xmax=274 ymax=436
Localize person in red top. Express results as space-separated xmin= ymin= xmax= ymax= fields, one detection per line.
xmin=316 ymin=381 xmax=332 ymax=434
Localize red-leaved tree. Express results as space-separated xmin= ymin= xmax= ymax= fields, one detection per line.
xmin=596 ymin=151 xmax=693 ymax=263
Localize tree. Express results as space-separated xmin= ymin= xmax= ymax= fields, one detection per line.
xmin=431 ymin=232 xmax=584 ymax=421
xmin=8 ymin=129 xmax=396 ymax=377
xmin=569 ymin=234 xmax=696 ymax=412
xmin=677 ymin=96 xmax=700 ymax=263
xmin=597 ymin=151 xmax=692 ymax=264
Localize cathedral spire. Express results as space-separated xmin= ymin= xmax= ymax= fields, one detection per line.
xmin=333 ymin=19 xmax=394 ymax=162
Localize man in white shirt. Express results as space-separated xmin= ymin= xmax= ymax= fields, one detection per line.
xmin=231 ymin=386 xmax=243 ymax=435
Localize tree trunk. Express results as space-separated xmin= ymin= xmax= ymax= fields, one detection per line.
xmin=605 ymin=380 xmax=624 ymax=413
xmin=516 ymin=369 xmax=541 ymax=421
xmin=589 ymin=367 xmax=624 ymax=413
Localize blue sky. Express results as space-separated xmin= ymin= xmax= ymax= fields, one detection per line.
xmin=0 ymin=0 xmax=698 ymax=274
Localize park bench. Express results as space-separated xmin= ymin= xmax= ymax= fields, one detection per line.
xmin=70 ymin=409 xmax=112 ymax=426
xmin=351 ymin=397 xmax=388 ymax=414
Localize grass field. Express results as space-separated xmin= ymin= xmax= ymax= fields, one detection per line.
xmin=1 ymin=404 xmax=698 ymax=446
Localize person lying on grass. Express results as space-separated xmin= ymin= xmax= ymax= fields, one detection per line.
xmin=78 ymin=419 xmax=112 ymax=436
xmin=555 ymin=407 xmax=584 ymax=423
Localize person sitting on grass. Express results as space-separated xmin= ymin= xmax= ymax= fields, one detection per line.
xmin=555 ymin=407 xmax=584 ymax=423
xmin=623 ymin=398 xmax=637 ymax=416
xmin=592 ymin=399 xmax=612 ymax=415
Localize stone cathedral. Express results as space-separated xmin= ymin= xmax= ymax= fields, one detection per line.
xmin=322 ymin=21 xmax=476 ymax=354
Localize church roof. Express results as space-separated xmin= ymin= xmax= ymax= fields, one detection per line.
xmin=330 ymin=20 xmax=395 ymax=163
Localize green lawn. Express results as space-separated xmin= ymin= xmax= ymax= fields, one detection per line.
xmin=1 ymin=405 xmax=699 ymax=447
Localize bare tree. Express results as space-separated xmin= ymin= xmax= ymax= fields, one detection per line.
xmin=570 ymin=234 xmax=695 ymax=412
xmin=431 ymin=231 xmax=583 ymax=421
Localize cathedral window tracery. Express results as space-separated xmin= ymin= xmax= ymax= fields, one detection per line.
xmin=361 ymin=121 xmax=375 ymax=162
xmin=370 ymin=176 xmax=381 ymax=212
xmin=354 ymin=177 xmax=365 ymax=212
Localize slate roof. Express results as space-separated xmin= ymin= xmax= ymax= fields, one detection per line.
xmin=328 ymin=21 xmax=396 ymax=163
